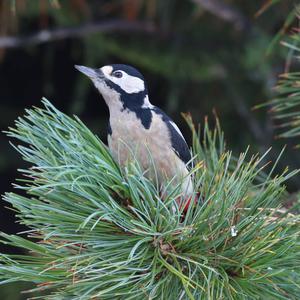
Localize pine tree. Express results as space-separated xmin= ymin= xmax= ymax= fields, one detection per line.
xmin=0 ymin=99 xmax=299 ymax=299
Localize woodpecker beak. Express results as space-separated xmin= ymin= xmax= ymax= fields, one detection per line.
xmin=75 ymin=65 xmax=103 ymax=80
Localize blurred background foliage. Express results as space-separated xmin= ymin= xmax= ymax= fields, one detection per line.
xmin=0 ymin=0 xmax=300 ymax=298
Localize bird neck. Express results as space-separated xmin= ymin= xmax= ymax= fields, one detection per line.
xmin=103 ymin=88 xmax=152 ymax=119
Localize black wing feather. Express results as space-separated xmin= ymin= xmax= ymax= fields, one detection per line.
xmin=152 ymin=107 xmax=191 ymax=166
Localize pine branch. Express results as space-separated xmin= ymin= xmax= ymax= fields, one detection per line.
xmin=0 ymin=99 xmax=299 ymax=299
xmin=256 ymin=33 xmax=300 ymax=147
xmin=0 ymin=20 xmax=155 ymax=49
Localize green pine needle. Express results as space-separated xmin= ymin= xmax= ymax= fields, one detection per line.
xmin=0 ymin=98 xmax=299 ymax=299
xmin=261 ymin=32 xmax=300 ymax=145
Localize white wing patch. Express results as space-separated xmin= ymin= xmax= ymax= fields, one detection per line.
xmin=142 ymin=95 xmax=154 ymax=108
xmin=169 ymin=121 xmax=185 ymax=140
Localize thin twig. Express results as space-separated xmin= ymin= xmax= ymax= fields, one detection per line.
xmin=0 ymin=20 xmax=155 ymax=49
xmin=191 ymin=0 xmax=249 ymax=31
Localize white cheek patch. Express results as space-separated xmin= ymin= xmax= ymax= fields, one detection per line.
xmin=109 ymin=73 xmax=145 ymax=94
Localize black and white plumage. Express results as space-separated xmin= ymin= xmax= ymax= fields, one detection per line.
xmin=75 ymin=64 xmax=193 ymax=195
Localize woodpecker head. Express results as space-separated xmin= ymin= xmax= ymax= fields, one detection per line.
xmin=75 ymin=64 xmax=151 ymax=110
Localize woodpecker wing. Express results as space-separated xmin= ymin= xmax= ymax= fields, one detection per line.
xmin=152 ymin=107 xmax=191 ymax=166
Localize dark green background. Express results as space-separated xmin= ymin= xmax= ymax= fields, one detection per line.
xmin=0 ymin=1 xmax=299 ymax=298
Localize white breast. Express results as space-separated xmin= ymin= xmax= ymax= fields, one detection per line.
xmin=108 ymin=109 xmax=192 ymax=195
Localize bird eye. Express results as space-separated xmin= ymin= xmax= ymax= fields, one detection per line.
xmin=112 ymin=71 xmax=123 ymax=78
